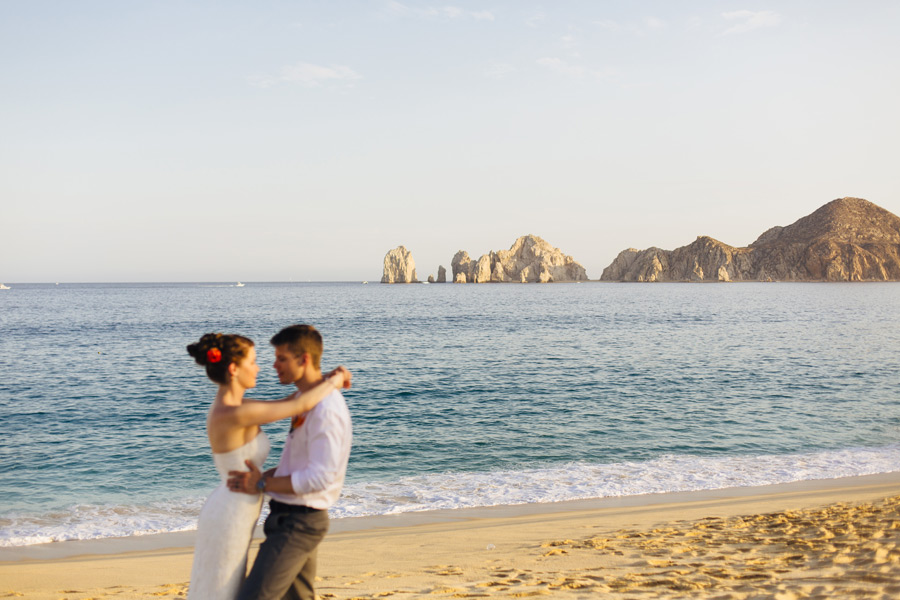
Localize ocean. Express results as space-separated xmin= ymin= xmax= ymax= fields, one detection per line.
xmin=1 ymin=281 xmax=899 ymax=547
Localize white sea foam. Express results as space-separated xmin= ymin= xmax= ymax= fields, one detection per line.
xmin=2 ymin=445 xmax=899 ymax=547
xmin=332 ymin=444 xmax=900 ymax=518
xmin=0 ymin=498 xmax=205 ymax=547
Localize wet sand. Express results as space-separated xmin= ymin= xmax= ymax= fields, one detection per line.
xmin=2 ymin=473 xmax=899 ymax=599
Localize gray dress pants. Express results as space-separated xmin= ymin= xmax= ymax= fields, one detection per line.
xmin=237 ymin=502 xmax=330 ymax=600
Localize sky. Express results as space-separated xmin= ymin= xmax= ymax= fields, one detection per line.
xmin=2 ymin=1 xmax=899 ymax=282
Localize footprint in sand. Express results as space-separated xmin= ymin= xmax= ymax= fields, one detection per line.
xmin=427 ymin=586 xmax=463 ymax=594
xmin=148 ymin=582 xmax=187 ymax=597
xmin=540 ymin=539 xmax=575 ymax=548
xmin=476 ymin=580 xmax=509 ymax=589
xmin=555 ymin=578 xmax=595 ymax=590
xmin=645 ymin=559 xmax=676 ymax=568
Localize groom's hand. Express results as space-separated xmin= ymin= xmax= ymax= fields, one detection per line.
xmin=227 ymin=459 xmax=262 ymax=494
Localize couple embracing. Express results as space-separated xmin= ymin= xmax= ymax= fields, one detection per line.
xmin=186 ymin=324 xmax=353 ymax=600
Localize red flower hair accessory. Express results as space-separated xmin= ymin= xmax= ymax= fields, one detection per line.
xmin=207 ymin=348 xmax=222 ymax=363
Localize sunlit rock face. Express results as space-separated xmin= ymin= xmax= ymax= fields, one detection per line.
xmin=381 ymin=246 xmax=418 ymax=283
xmin=601 ymin=198 xmax=900 ymax=282
xmin=451 ymin=235 xmax=589 ymax=283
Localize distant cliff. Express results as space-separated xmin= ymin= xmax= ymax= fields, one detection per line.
xmin=452 ymin=235 xmax=589 ymax=283
xmin=601 ymin=198 xmax=900 ymax=282
xmin=381 ymin=246 xmax=418 ymax=283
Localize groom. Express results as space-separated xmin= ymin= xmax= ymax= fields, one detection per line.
xmin=228 ymin=324 xmax=353 ymax=600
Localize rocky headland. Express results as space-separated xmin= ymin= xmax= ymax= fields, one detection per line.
xmin=381 ymin=246 xmax=418 ymax=283
xmin=601 ymin=197 xmax=900 ymax=282
xmin=452 ymin=235 xmax=588 ymax=283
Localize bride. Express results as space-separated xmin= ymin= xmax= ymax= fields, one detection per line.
xmin=186 ymin=333 xmax=350 ymax=600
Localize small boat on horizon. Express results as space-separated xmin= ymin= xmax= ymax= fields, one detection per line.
xmin=236 ymin=282 xmax=245 ymax=287
xmin=0 ymin=283 xmax=10 ymax=290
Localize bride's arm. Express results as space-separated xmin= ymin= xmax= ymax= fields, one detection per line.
xmin=229 ymin=366 xmax=351 ymax=427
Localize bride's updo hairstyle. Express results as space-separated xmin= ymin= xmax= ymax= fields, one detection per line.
xmin=187 ymin=333 xmax=254 ymax=384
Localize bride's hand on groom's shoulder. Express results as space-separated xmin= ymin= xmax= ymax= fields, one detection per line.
xmin=227 ymin=459 xmax=262 ymax=495
xmin=326 ymin=365 xmax=352 ymax=390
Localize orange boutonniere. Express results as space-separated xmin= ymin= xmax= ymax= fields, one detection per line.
xmin=291 ymin=414 xmax=306 ymax=431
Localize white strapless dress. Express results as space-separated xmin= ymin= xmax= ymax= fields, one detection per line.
xmin=189 ymin=431 xmax=271 ymax=600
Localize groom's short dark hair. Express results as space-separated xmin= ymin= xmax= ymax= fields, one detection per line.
xmin=271 ymin=324 xmax=323 ymax=369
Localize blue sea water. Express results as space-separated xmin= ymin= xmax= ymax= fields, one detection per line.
xmin=1 ymin=281 xmax=899 ymax=546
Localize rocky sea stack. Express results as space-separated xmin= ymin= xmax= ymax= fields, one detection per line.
xmin=452 ymin=235 xmax=589 ymax=283
xmin=381 ymin=246 xmax=418 ymax=283
xmin=601 ymin=198 xmax=900 ymax=282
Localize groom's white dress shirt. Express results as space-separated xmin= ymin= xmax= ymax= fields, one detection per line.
xmin=268 ymin=389 xmax=352 ymax=510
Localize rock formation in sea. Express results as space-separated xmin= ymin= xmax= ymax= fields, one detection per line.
xmin=451 ymin=251 xmax=472 ymax=283
xmin=601 ymin=198 xmax=900 ymax=282
xmin=381 ymin=246 xmax=418 ymax=283
xmin=437 ymin=265 xmax=447 ymax=283
xmin=427 ymin=274 xmax=435 ymax=283
xmin=451 ymin=235 xmax=589 ymax=283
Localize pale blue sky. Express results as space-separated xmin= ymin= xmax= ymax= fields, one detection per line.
xmin=2 ymin=1 xmax=899 ymax=282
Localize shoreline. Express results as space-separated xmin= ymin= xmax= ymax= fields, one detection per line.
xmin=3 ymin=472 xmax=900 ymax=599
xmin=3 ymin=471 xmax=900 ymax=563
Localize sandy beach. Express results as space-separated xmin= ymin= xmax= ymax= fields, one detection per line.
xmin=3 ymin=473 xmax=900 ymax=600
